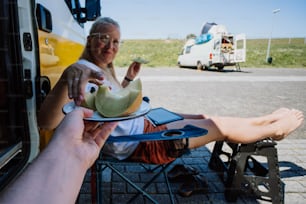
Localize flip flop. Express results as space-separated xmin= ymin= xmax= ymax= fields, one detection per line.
xmin=167 ymin=164 xmax=199 ymax=181
xmin=178 ymin=174 xmax=208 ymax=197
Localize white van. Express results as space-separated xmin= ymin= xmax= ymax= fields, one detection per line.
xmin=177 ymin=23 xmax=246 ymax=71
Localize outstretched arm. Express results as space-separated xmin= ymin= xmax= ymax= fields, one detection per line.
xmin=0 ymin=108 xmax=117 ymax=204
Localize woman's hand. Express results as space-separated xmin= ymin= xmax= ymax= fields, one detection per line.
xmin=122 ymin=62 xmax=141 ymax=87
xmin=63 ymin=63 xmax=104 ymax=105
xmin=126 ymin=62 xmax=141 ymax=80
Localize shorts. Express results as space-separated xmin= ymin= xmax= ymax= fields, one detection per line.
xmin=128 ymin=119 xmax=189 ymax=164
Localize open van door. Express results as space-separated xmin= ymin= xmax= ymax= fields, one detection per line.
xmin=0 ymin=0 xmax=38 ymax=190
xmin=234 ymin=33 xmax=246 ymax=63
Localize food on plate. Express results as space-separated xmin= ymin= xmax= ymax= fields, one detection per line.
xmin=81 ymin=90 xmax=97 ymax=110
xmin=133 ymin=57 xmax=149 ymax=64
xmin=85 ymin=78 xmax=142 ymax=117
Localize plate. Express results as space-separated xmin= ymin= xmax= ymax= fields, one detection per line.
xmin=62 ymin=101 xmax=151 ymax=122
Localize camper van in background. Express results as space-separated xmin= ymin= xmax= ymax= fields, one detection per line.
xmin=177 ymin=23 xmax=246 ymax=71
xmin=0 ymin=0 xmax=100 ymax=192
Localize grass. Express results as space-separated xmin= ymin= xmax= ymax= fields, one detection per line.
xmin=114 ymin=38 xmax=306 ymax=68
xmin=115 ymin=39 xmax=183 ymax=67
xmin=244 ymin=38 xmax=306 ymax=68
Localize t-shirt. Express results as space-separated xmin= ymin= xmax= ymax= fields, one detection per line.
xmin=77 ymin=59 xmax=144 ymax=160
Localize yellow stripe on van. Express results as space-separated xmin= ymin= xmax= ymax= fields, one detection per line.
xmin=38 ymin=30 xmax=85 ymax=150
xmin=38 ymin=30 xmax=85 ymax=88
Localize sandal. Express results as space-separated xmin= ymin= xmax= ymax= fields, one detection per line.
xmin=178 ymin=174 xmax=208 ymax=197
xmin=167 ymin=164 xmax=199 ymax=181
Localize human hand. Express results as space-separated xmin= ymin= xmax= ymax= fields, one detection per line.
xmin=63 ymin=63 xmax=104 ymax=105
xmin=125 ymin=61 xmax=141 ymax=80
xmin=52 ymin=107 xmax=118 ymax=168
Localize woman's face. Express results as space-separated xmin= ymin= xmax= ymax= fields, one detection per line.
xmin=87 ymin=24 xmax=120 ymax=66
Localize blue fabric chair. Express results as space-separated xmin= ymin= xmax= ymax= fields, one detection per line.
xmin=91 ymin=124 xmax=208 ymax=204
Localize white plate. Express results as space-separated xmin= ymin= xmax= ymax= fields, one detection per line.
xmin=62 ymin=101 xmax=151 ymax=122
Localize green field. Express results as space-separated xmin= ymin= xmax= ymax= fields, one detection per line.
xmin=114 ymin=38 xmax=306 ymax=68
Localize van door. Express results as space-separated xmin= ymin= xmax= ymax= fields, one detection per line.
xmin=234 ymin=33 xmax=246 ymax=63
xmin=211 ymin=34 xmax=222 ymax=65
xmin=0 ymin=0 xmax=36 ymax=191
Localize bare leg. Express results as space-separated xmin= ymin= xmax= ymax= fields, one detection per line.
xmin=197 ymin=107 xmax=291 ymax=126
xmin=251 ymin=107 xmax=291 ymax=126
xmin=166 ymin=109 xmax=304 ymax=149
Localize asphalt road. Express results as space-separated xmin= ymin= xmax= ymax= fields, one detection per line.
xmin=117 ymin=67 xmax=306 ymax=139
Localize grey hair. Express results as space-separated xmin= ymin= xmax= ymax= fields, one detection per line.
xmin=89 ymin=17 xmax=120 ymax=34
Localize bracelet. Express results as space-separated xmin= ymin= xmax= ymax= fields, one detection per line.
xmin=124 ymin=76 xmax=133 ymax=82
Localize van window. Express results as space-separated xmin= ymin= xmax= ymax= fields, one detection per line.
xmin=185 ymin=46 xmax=192 ymax=54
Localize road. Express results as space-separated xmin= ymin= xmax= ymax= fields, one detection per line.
xmin=117 ymin=67 xmax=306 ymax=139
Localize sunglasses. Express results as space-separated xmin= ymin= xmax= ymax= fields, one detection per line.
xmin=90 ymin=33 xmax=121 ymax=48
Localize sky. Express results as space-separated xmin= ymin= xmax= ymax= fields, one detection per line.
xmin=92 ymin=0 xmax=306 ymax=40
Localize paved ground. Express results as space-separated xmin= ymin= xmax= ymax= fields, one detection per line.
xmin=78 ymin=67 xmax=306 ymax=203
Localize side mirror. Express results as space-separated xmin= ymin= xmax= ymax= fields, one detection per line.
xmin=85 ymin=0 xmax=101 ymax=21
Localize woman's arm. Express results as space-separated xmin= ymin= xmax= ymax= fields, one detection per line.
xmin=121 ymin=62 xmax=141 ymax=88
xmin=38 ymin=76 xmax=70 ymax=130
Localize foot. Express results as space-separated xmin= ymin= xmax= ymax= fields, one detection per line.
xmin=272 ymin=107 xmax=291 ymax=116
xmin=272 ymin=109 xmax=304 ymax=140
xmin=253 ymin=108 xmax=291 ymax=126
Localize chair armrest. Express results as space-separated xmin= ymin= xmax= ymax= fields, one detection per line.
xmin=106 ymin=125 xmax=208 ymax=143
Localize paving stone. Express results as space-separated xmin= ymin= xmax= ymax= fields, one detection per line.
xmin=77 ymin=194 xmax=92 ymax=204
xmin=283 ymin=180 xmax=305 ymax=193
xmin=284 ymin=193 xmax=306 ymax=204
xmin=112 ymin=182 xmax=126 ymax=193
xmin=111 ymin=194 xmax=144 ymax=204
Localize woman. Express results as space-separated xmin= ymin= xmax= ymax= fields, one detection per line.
xmin=38 ymin=17 xmax=304 ymax=164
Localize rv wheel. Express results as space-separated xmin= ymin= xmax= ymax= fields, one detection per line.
xmin=197 ymin=62 xmax=203 ymax=70
xmin=177 ymin=62 xmax=183 ymax=68
xmin=217 ymin=65 xmax=224 ymax=71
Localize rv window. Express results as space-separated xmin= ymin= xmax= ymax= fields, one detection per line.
xmin=214 ymin=39 xmax=220 ymax=50
xmin=236 ymin=39 xmax=244 ymax=49
xmin=185 ymin=46 xmax=192 ymax=54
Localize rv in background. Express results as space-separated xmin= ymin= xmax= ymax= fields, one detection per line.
xmin=177 ymin=23 xmax=246 ymax=71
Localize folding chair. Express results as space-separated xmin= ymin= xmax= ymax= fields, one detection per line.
xmin=91 ymin=125 xmax=208 ymax=204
